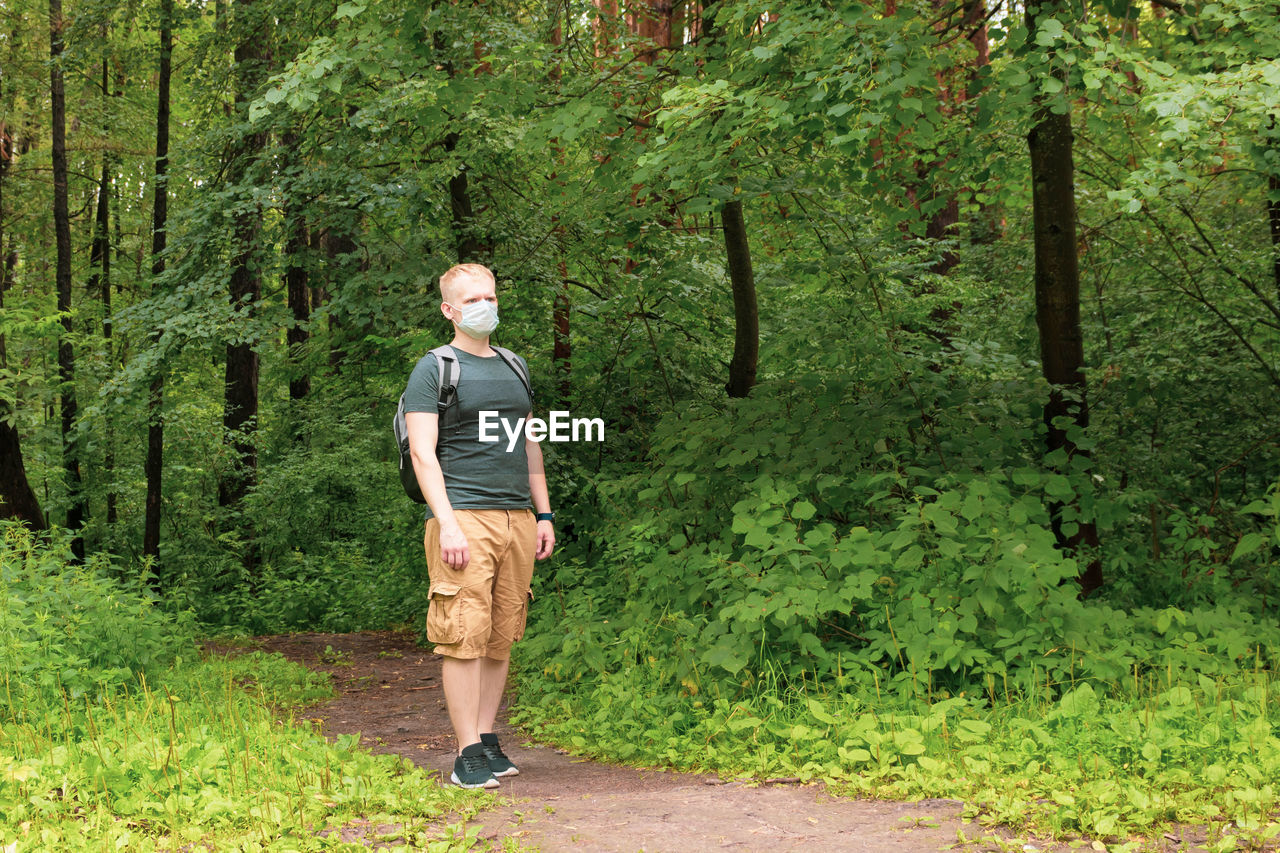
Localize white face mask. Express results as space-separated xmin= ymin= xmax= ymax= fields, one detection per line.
xmin=448 ymin=300 xmax=499 ymax=339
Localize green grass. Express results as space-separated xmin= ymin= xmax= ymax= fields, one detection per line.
xmin=0 ymin=524 xmax=493 ymax=852
xmin=0 ymin=651 xmax=488 ymax=851
xmin=511 ymin=631 xmax=1280 ymax=852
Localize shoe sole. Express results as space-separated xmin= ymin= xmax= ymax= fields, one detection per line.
xmin=491 ymin=766 xmax=519 ymax=777
xmin=450 ymin=771 xmax=499 ymax=789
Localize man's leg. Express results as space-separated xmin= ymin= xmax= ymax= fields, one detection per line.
xmin=441 ymin=656 xmax=483 ymax=750
xmin=473 ymin=510 xmax=536 ymax=777
xmin=425 ymin=511 xmax=504 ymax=787
xmin=477 ymin=657 xmax=510 ymax=735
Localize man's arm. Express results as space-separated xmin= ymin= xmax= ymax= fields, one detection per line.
xmin=406 ymin=410 xmax=470 ymax=569
xmin=526 ymin=420 xmax=555 ymax=560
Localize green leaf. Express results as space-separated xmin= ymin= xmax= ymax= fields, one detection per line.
xmin=1034 ymin=17 xmax=1065 ymax=45
xmin=1056 ymin=683 xmax=1099 ymax=717
xmin=1231 ymin=532 xmax=1266 ymax=561
xmin=807 ymin=698 xmax=837 ymax=724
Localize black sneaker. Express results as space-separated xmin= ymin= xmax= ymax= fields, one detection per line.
xmin=480 ymin=732 xmax=519 ymax=777
xmin=451 ymin=743 xmax=499 ymax=789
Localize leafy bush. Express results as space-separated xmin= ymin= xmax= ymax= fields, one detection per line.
xmin=167 ymin=538 xmax=427 ymax=635
xmin=513 ymin=355 xmax=1280 ymax=844
xmin=0 ymin=522 xmax=192 ymax=704
xmin=0 ymin=649 xmax=484 ymax=851
xmin=0 ymin=526 xmax=481 ymax=851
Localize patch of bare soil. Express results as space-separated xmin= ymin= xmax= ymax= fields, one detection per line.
xmin=229 ymin=631 xmax=1080 ymax=852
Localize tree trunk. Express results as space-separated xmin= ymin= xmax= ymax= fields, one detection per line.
xmin=0 ymin=125 xmax=45 ymax=530
xmin=1026 ymin=0 xmax=1102 ymax=595
xmin=550 ymin=17 xmax=572 ymax=405
xmin=553 ymin=269 xmax=571 ymax=404
xmin=722 ymin=199 xmax=758 ymax=398
xmin=594 ymin=0 xmax=619 ymax=55
xmin=0 ymin=421 xmax=45 ymax=529
xmin=283 ymin=133 xmax=311 ymax=408
xmin=1271 ymin=171 xmax=1279 ymax=300
xmin=90 ymin=143 xmax=116 ymax=526
xmin=964 ymin=0 xmax=1003 ymax=244
xmin=700 ymin=4 xmax=759 ymax=399
xmin=638 ymin=0 xmax=673 ymax=61
xmin=320 ymin=227 xmax=356 ymax=371
xmin=50 ymin=0 xmax=85 ymax=559
xmin=1269 ymin=117 xmax=1279 ymax=299
xmin=444 ymin=131 xmax=489 ymax=263
xmin=218 ymin=0 xmax=269 ymax=556
xmin=143 ymin=0 xmax=172 ymax=565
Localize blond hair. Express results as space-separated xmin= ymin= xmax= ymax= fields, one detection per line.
xmin=439 ymin=263 xmax=495 ymax=302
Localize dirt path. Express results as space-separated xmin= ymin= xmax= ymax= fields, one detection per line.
xmin=240 ymin=630 xmax=1071 ymax=852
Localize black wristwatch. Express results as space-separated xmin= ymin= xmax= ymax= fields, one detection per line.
xmin=536 ymin=512 xmax=555 ymax=522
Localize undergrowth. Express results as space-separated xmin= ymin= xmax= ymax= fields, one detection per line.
xmin=0 ymin=525 xmax=484 ymax=851
xmin=514 ymin=627 xmax=1279 ymax=852
xmin=513 ymin=359 xmax=1280 ymax=851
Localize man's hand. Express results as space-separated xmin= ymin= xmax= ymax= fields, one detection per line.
xmin=535 ymin=520 xmax=555 ymax=560
xmin=439 ymin=522 xmax=470 ymax=570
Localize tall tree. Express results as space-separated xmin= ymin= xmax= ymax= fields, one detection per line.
xmin=1025 ymin=0 xmax=1102 ymax=594
xmin=282 ymin=132 xmax=311 ymax=409
xmin=0 ymin=118 xmax=45 ymax=530
xmin=218 ymin=0 xmax=270 ymax=529
xmin=920 ymin=0 xmax=994 ymax=273
xmin=703 ymin=3 xmax=758 ymax=398
xmin=89 ymin=61 xmax=116 ymax=527
xmin=50 ymin=0 xmax=85 ymax=559
xmin=1268 ymin=116 xmax=1280 ymax=299
xmin=143 ymin=0 xmax=173 ymax=564
xmin=550 ymin=9 xmax=571 ymax=405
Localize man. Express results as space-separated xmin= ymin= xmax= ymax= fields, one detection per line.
xmin=403 ymin=263 xmax=555 ymax=789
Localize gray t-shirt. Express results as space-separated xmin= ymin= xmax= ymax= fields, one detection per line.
xmin=403 ymin=347 xmax=533 ymax=519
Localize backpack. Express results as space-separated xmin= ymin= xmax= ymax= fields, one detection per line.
xmin=393 ymin=344 xmax=533 ymax=503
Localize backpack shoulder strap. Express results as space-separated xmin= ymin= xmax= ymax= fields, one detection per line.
xmin=490 ymin=345 xmax=534 ymax=410
xmin=430 ymin=345 xmax=460 ymax=428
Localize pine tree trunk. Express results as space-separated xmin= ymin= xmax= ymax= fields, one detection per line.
xmin=143 ymin=0 xmax=172 ymax=565
xmin=50 ymin=0 xmax=86 ymax=559
xmin=1026 ymin=0 xmax=1102 ymax=595
xmin=722 ymin=199 xmax=758 ymax=398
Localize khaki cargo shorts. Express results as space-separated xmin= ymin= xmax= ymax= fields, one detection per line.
xmin=424 ymin=508 xmax=536 ymax=660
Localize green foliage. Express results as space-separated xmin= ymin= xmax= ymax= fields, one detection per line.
xmin=514 ymin=330 xmax=1280 ymax=842
xmin=6 ymin=0 xmax=1280 ymax=842
xmin=0 ymin=523 xmax=192 ymax=706
xmin=0 ymin=527 xmax=483 ymax=851
xmin=513 ymin=643 xmax=1280 ymax=847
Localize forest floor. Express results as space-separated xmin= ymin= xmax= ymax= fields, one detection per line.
xmin=222 ymin=630 xmax=1089 ymax=852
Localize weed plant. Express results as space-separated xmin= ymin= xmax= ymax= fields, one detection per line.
xmin=513 ymin=347 xmax=1280 ymax=851
xmin=0 ymin=525 xmax=482 ymax=851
